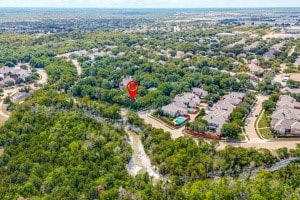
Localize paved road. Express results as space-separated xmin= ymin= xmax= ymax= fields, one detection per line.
xmin=218 ymin=141 xmax=299 ymax=151
xmin=57 ymin=52 xmax=83 ymax=76
xmin=289 ymin=46 xmax=296 ymax=56
xmin=244 ymin=95 xmax=269 ymax=143
xmin=72 ymin=59 xmax=82 ymax=76
xmin=36 ymin=68 xmax=48 ymax=85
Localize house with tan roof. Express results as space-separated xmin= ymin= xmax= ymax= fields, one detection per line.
xmin=161 ymin=103 xmax=188 ymax=117
xmin=0 ymin=66 xmax=32 ymax=86
xmin=203 ymin=92 xmax=245 ymax=134
xmin=271 ymin=95 xmax=300 ymax=135
xmin=192 ymin=87 xmax=208 ymax=98
xmin=174 ymin=92 xmax=200 ymax=108
xmin=248 ymin=63 xmax=264 ymax=74
xmin=161 ymin=92 xmax=201 ymax=117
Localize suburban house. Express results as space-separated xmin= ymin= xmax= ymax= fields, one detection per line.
xmin=0 ymin=66 xmax=32 ymax=87
xmin=161 ymin=103 xmax=188 ymax=117
xmin=211 ymin=100 xmax=235 ymax=112
xmin=285 ymin=26 xmax=300 ymax=34
xmin=222 ymin=92 xmax=245 ymax=106
xmin=192 ymin=87 xmax=208 ymax=98
xmin=173 ymin=92 xmax=201 ymax=108
xmin=263 ymin=42 xmax=284 ymax=61
xmin=204 ymin=110 xmax=230 ymax=134
xmin=271 ymin=95 xmax=300 ymax=134
xmin=161 ymin=92 xmax=202 ymax=117
xmin=248 ymin=63 xmax=264 ymax=74
xmin=247 ymin=59 xmax=264 ymax=75
xmin=203 ymin=92 xmax=245 ymax=135
xmin=263 ymin=49 xmax=276 ymax=60
xmin=119 ymin=76 xmax=132 ymax=90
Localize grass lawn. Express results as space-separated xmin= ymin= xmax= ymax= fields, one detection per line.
xmin=257 ymin=113 xmax=273 ymax=139
xmin=238 ymin=134 xmax=246 ymax=141
xmin=164 ymin=116 xmax=174 ymax=123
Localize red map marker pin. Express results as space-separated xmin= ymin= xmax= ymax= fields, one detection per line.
xmin=127 ymin=80 xmax=139 ymax=100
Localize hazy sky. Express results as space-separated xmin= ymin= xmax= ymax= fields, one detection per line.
xmin=1 ymin=0 xmax=299 ymax=8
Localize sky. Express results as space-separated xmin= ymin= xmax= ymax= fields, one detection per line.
xmin=0 ymin=0 xmax=300 ymax=8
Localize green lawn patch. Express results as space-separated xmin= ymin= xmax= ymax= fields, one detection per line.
xmin=238 ymin=134 xmax=246 ymax=141
xmin=257 ymin=112 xmax=273 ymax=139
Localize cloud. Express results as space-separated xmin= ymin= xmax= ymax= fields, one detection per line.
xmin=1 ymin=0 xmax=300 ymax=8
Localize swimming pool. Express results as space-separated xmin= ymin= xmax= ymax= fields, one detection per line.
xmin=188 ymin=108 xmax=195 ymax=113
xmin=174 ymin=117 xmax=186 ymax=125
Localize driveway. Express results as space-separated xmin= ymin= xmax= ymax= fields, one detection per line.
xmin=138 ymin=112 xmax=184 ymax=139
xmin=244 ymin=95 xmax=269 ymax=142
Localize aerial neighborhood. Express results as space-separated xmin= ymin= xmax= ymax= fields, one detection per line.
xmin=0 ymin=66 xmax=32 ymax=87
xmin=1 ymin=5 xmax=300 ymax=199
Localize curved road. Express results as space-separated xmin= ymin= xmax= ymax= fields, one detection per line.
xmin=57 ymin=53 xmax=82 ymax=76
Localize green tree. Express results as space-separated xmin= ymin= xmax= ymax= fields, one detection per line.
xmin=221 ymin=122 xmax=241 ymax=138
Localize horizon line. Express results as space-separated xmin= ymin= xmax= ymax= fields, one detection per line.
xmin=0 ymin=6 xmax=299 ymax=9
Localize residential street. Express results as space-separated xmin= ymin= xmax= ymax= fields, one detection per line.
xmin=244 ymin=95 xmax=269 ymax=143
xmin=139 ymin=95 xmax=300 ymax=151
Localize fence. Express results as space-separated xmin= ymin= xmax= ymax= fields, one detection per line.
xmin=185 ymin=129 xmax=221 ymax=139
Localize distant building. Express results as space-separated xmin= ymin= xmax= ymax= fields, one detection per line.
xmin=263 ymin=49 xmax=276 ymax=60
xmin=248 ymin=63 xmax=264 ymax=74
xmin=176 ymin=51 xmax=185 ymax=58
xmin=281 ymin=87 xmax=300 ymax=94
xmin=285 ymin=26 xmax=300 ymax=34
xmin=216 ymin=33 xmax=236 ymax=37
